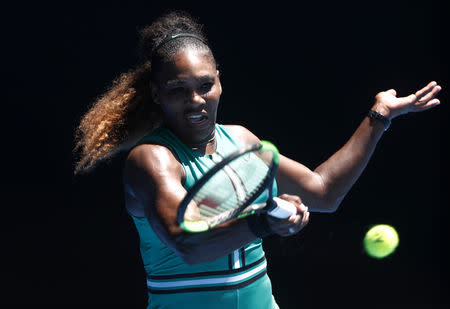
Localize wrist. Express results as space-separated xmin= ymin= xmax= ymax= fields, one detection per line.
xmin=367 ymin=110 xmax=391 ymax=131
xmin=371 ymin=104 xmax=393 ymax=120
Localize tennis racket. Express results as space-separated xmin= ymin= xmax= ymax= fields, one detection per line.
xmin=177 ymin=140 xmax=297 ymax=233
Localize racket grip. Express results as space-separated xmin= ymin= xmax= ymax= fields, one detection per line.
xmin=267 ymin=197 xmax=298 ymax=219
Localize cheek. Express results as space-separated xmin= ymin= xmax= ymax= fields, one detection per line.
xmin=205 ymin=85 xmax=221 ymax=103
xmin=205 ymin=95 xmax=219 ymax=113
xmin=160 ymin=102 xmax=183 ymax=118
xmin=159 ymin=93 xmax=185 ymax=115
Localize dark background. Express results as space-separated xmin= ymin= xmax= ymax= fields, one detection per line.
xmin=2 ymin=0 xmax=448 ymax=308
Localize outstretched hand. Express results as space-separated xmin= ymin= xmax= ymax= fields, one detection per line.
xmin=372 ymin=81 xmax=441 ymax=120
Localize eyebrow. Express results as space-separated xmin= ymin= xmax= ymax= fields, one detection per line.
xmin=165 ymin=74 xmax=216 ymax=88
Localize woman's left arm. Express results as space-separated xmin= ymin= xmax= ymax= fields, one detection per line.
xmin=276 ymin=81 xmax=442 ymax=212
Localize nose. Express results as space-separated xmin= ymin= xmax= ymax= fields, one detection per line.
xmin=187 ymin=90 xmax=206 ymax=105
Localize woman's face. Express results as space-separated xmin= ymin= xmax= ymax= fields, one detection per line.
xmin=152 ymin=48 xmax=222 ymax=146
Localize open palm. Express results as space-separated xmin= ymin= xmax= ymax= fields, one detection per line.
xmin=373 ymin=81 xmax=441 ymax=119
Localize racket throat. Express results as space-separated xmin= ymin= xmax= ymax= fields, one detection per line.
xmin=264 ymin=188 xmax=277 ymax=212
xmin=241 ymin=189 xmax=276 ymax=215
xmin=265 ymin=199 xmax=277 ymax=212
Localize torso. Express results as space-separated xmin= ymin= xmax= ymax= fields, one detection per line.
xmin=123 ymin=124 xmax=258 ymax=218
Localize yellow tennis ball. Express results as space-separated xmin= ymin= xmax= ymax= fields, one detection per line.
xmin=364 ymin=224 xmax=399 ymax=259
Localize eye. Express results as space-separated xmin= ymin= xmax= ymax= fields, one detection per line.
xmin=199 ymin=82 xmax=214 ymax=93
xmin=167 ymin=87 xmax=185 ymax=95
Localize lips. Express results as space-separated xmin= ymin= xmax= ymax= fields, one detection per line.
xmin=185 ymin=112 xmax=209 ymax=127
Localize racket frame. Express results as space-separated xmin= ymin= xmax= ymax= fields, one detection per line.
xmin=177 ymin=141 xmax=279 ymax=233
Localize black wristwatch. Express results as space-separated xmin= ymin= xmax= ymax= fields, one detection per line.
xmin=368 ymin=110 xmax=391 ymax=131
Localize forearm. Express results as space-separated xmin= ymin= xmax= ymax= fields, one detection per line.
xmin=314 ymin=114 xmax=386 ymax=210
xmin=278 ymin=81 xmax=441 ymax=212
xmin=152 ymin=214 xmax=258 ymax=265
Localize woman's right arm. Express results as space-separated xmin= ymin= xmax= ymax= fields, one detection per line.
xmin=123 ymin=144 xmax=261 ymax=265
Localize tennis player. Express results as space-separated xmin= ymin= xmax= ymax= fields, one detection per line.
xmin=74 ymin=11 xmax=441 ymax=309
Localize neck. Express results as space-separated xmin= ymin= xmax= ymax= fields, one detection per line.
xmin=187 ymin=130 xmax=217 ymax=155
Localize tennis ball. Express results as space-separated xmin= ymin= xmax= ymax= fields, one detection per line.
xmin=364 ymin=224 xmax=399 ymax=259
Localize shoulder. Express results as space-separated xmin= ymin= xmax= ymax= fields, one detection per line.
xmin=124 ymin=143 xmax=184 ymax=184
xmin=223 ymin=125 xmax=260 ymax=144
xmin=126 ymin=143 xmax=178 ymax=167
xmin=123 ymin=143 xmax=186 ymax=216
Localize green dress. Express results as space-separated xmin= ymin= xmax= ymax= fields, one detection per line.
xmin=129 ymin=124 xmax=279 ymax=309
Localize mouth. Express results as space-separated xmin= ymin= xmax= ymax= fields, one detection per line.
xmin=185 ymin=112 xmax=209 ymax=127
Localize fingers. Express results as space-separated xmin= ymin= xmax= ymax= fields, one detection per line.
xmin=302 ymin=207 xmax=310 ymax=226
xmin=286 ymin=204 xmax=309 ymax=235
xmin=415 ymin=81 xmax=437 ymax=100
xmin=396 ymin=93 xmax=417 ymax=106
xmin=414 ymin=98 xmax=440 ymax=111
xmin=395 ymin=81 xmax=442 ymax=113
xmin=279 ymin=193 xmax=302 ymax=206
xmin=288 ymin=204 xmax=308 ymax=223
xmin=289 ymin=211 xmax=301 ymax=224
xmin=409 ymin=81 xmax=441 ymax=105
xmin=294 ymin=203 xmax=308 ymax=225
xmin=416 ymin=84 xmax=441 ymax=106
xmin=270 ymin=194 xmax=310 ymax=236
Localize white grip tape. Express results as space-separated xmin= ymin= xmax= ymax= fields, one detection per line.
xmin=267 ymin=197 xmax=298 ymax=219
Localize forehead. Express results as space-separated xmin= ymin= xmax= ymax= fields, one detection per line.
xmin=155 ymin=49 xmax=216 ymax=83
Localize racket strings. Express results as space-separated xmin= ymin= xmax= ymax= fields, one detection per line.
xmin=192 ymin=151 xmax=271 ymax=222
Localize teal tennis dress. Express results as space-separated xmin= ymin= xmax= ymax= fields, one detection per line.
xmin=129 ymin=124 xmax=279 ymax=309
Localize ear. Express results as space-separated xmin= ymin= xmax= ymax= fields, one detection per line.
xmin=216 ymin=70 xmax=222 ymax=95
xmin=150 ymin=80 xmax=160 ymax=104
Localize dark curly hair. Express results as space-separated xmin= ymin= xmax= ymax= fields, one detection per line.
xmin=73 ymin=11 xmax=216 ymax=174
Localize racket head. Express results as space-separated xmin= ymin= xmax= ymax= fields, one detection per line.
xmin=177 ymin=140 xmax=279 ymax=233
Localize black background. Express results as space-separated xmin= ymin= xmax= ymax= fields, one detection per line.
xmin=2 ymin=0 xmax=448 ymax=308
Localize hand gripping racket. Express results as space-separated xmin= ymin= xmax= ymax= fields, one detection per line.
xmin=177 ymin=141 xmax=297 ymax=233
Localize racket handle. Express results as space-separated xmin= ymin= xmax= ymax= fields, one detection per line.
xmin=267 ymin=197 xmax=298 ymax=219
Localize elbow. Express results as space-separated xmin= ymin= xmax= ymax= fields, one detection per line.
xmin=322 ymin=201 xmax=340 ymax=213
xmin=309 ymin=201 xmax=339 ymax=213
xmin=325 ymin=194 xmax=346 ymax=213
xmin=309 ymin=186 xmax=343 ymax=213
xmin=318 ymin=195 xmax=345 ymax=213
xmin=317 ymin=196 xmax=342 ymax=213
xmin=311 ymin=174 xmax=342 ymax=213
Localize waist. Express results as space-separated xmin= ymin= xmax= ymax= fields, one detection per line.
xmin=147 ymin=256 xmax=267 ymax=294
